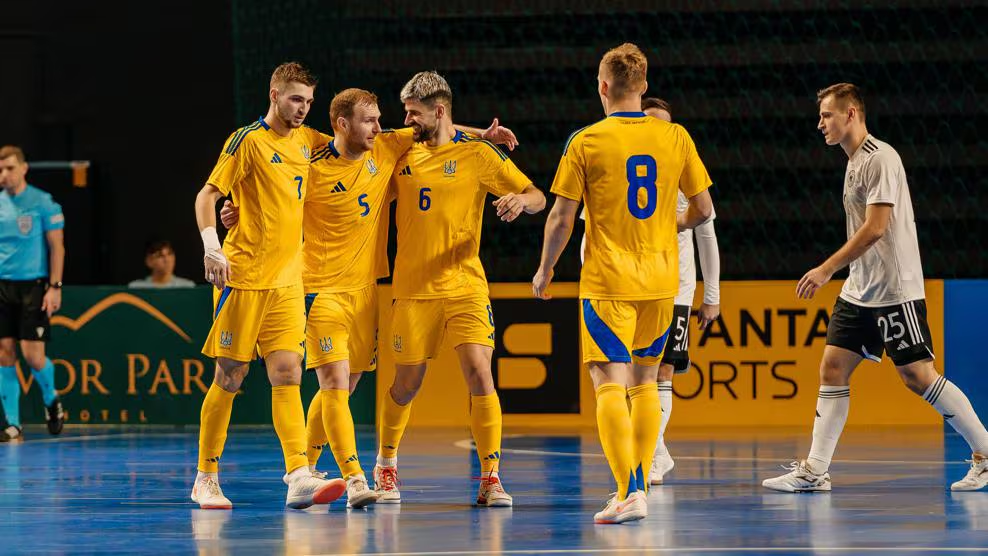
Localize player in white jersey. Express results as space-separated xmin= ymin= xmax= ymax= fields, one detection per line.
xmin=763 ymin=83 xmax=988 ymax=493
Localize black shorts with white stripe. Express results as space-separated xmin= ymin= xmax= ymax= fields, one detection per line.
xmin=661 ymin=304 xmax=691 ymax=373
xmin=826 ymin=298 xmax=935 ymax=367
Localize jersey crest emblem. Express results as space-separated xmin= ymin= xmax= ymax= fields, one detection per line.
xmin=301 ymin=145 xmax=311 ymax=160
xmin=17 ymin=215 xmax=32 ymax=235
xmin=366 ymin=157 xmax=378 ymax=175
xmin=443 ymin=160 xmax=457 ymax=176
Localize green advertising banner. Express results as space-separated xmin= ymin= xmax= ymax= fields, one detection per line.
xmin=9 ymin=287 xmax=375 ymax=426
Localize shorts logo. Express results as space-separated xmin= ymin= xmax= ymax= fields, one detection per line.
xmin=219 ymin=331 xmax=233 ymax=348
xmin=443 ymin=160 xmax=457 ymax=176
xmin=319 ymin=337 xmax=333 ymax=353
xmin=36 ymin=327 xmax=45 ymax=338
xmin=17 ymin=215 xmax=33 ymax=235
xmin=366 ymin=157 xmax=378 ymax=175
xmin=393 ymin=334 xmax=402 ymax=352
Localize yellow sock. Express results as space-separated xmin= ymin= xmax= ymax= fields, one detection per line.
xmin=271 ymin=384 xmax=309 ymax=473
xmin=198 ymin=383 xmax=236 ymax=473
xmin=470 ymin=393 xmax=503 ymax=474
xmin=305 ymin=390 xmax=327 ymax=468
xmin=379 ymin=390 xmax=412 ymax=460
xmin=322 ymin=388 xmax=363 ymax=478
xmin=628 ymin=383 xmax=661 ymax=491
xmin=596 ymin=383 xmax=636 ymax=501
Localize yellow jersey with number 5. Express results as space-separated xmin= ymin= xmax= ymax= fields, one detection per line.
xmin=550 ymin=112 xmax=712 ymax=300
xmin=391 ymin=130 xmax=532 ymax=299
xmin=303 ymin=128 xmax=415 ymax=293
xmin=206 ymin=117 xmax=327 ymax=290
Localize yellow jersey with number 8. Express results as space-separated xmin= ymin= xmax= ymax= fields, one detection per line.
xmin=550 ymin=112 xmax=712 ymax=300
xmin=206 ymin=117 xmax=327 ymax=290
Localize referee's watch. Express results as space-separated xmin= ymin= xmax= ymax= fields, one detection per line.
xmin=49 ymin=281 xmax=63 ymax=289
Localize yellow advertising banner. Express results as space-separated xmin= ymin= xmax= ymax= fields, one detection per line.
xmin=375 ymin=281 xmax=944 ymax=428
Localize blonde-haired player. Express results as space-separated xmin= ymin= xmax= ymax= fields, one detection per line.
xmin=374 ymin=71 xmax=545 ymax=507
xmin=219 ymin=88 xmax=518 ymax=508
xmin=192 ymin=62 xmax=345 ymax=510
xmin=533 ymin=44 xmax=714 ymax=524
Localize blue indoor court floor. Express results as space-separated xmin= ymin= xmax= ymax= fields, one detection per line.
xmin=2 ymin=425 xmax=987 ymax=555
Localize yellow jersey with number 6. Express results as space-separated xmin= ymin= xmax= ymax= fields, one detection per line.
xmin=391 ymin=131 xmax=531 ymax=299
xmin=551 ymin=112 xmax=712 ymax=300
xmin=206 ymin=117 xmax=327 ymax=290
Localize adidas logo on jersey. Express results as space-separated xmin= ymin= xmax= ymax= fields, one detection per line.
xmin=398 ymin=165 xmax=412 ymax=176
xmin=332 ymin=181 xmax=347 ymax=193
xmin=270 ymin=153 xmax=283 ymax=163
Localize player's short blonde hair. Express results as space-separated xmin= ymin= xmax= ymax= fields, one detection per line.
xmin=400 ymin=71 xmax=453 ymax=112
xmin=817 ymin=82 xmax=866 ymax=119
xmin=0 ymin=145 xmax=25 ymax=163
xmin=330 ymin=88 xmax=379 ymax=131
xmin=270 ymin=61 xmax=318 ymax=91
xmin=600 ymin=43 xmax=648 ymax=99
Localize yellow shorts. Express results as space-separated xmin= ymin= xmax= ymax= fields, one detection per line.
xmin=580 ymin=298 xmax=675 ymax=366
xmin=202 ymin=284 xmax=306 ymax=362
xmin=304 ymin=285 xmax=379 ymax=372
xmin=391 ymin=295 xmax=495 ymax=365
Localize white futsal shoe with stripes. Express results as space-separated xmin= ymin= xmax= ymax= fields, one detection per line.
xmin=594 ymin=490 xmax=647 ymax=524
xmin=649 ymin=447 xmax=675 ymax=485
xmin=762 ymin=460 xmax=832 ymax=493
xmin=952 ymin=454 xmax=988 ymax=491
xmin=191 ymin=471 xmax=233 ymax=510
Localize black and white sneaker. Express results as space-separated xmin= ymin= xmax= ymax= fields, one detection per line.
xmin=0 ymin=425 xmax=24 ymax=443
xmin=46 ymin=399 xmax=65 ymax=435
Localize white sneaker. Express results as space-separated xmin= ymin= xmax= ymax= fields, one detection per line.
xmin=593 ymin=490 xmax=647 ymax=524
xmin=373 ymin=465 xmax=401 ymax=504
xmin=649 ymin=451 xmax=675 ymax=485
xmin=283 ymin=468 xmax=346 ymax=509
xmin=951 ymin=454 xmax=988 ymax=491
xmin=0 ymin=425 xmax=23 ymax=443
xmin=762 ymin=460 xmax=832 ymax=493
xmin=345 ymin=474 xmax=379 ymax=509
xmin=191 ymin=472 xmax=233 ymax=510
xmin=476 ymin=473 xmax=513 ymax=507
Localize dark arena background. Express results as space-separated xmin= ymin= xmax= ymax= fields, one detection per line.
xmin=2 ymin=1 xmax=987 ymax=554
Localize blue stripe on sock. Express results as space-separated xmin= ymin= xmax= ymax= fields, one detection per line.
xmin=31 ymin=358 xmax=58 ymax=406
xmin=582 ymin=299 xmax=631 ymax=362
xmin=0 ymin=366 xmax=20 ymax=428
xmin=635 ymin=463 xmax=645 ymax=492
xmin=625 ymin=469 xmax=637 ymax=499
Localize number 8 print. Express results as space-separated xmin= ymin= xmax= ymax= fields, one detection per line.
xmin=626 ymin=155 xmax=658 ymax=219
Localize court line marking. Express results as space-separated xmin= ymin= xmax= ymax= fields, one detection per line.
xmin=312 ymin=548 xmax=988 ymax=555
xmin=453 ymin=438 xmax=970 ymax=466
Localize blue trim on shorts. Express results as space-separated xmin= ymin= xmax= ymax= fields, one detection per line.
xmin=632 ymin=325 xmax=671 ymax=359
xmin=304 ymin=292 xmax=318 ymax=317
xmin=582 ymin=299 xmax=631 ymax=362
xmin=214 ymin=287 xmax=232 ymax=319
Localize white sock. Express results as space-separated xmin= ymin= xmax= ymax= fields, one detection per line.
xmin=656 ymin=381 xmax=673 ymax=455
xmin=377 ymin=455 xmax=397 ymax=468
xmin=196 ymin=470 xmax=218 ymax=481
xmin=286 ymin=467 xmax=311 ymax=481
xmin=924 ymin=375 xmax=988 ymax=455
xmin=806 ymin=385 xmax=850 ymax=473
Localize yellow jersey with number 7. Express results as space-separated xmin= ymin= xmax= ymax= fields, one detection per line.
xmin=550 ymin=112 xmax=712 ymax=300
xmin=205 ymin=117 xmax=328 ymax=290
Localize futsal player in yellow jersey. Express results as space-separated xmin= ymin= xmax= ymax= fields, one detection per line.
xmin=219 ymin=88 xmax=519 ymax=509
xmin=191 ymin=62 xmax=345 ymax=510
xmin=533 ymin=44 xmax=715 ymax=524
xmin=374 ymin=71 xmax=545 ymax=508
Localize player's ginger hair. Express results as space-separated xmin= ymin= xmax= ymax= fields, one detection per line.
xmin=270 ymin=61 xmax=318 ymax=91
xmin=600 ymin=43 xmax=648 ymax=99
xmin=400 ymin=71 xmax=453 ymax=113
xmin=0 ymin=145 xmax=25 ymax=163
xmin=330 ymin=88 xmax=379 ymax=132
xmin=817 ymin=82 xmax=866 ymax=121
